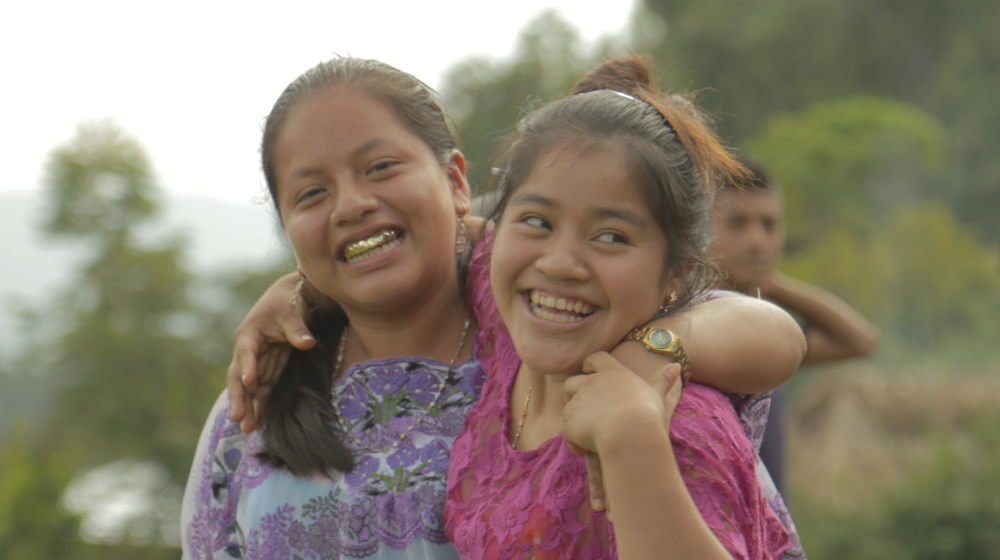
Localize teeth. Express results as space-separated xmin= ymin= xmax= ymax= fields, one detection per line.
xmin=345 ymin=235 xmax=402 ymax=264
xmin=527 ymin=291 xmax=594 ymax=323
xmin=344 ymin=230 xmax=399 ymax=261
xmin=531 ymin=303 xmax=585 ymax=322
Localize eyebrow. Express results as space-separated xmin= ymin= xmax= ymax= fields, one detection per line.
xmin=509 ymin=192 xmax=556 ymax=209
xmin=592 ymin=207 xmax=648 ymax=231
xmin=287 ymin=139 xmax=391 ymax=183
xmin=510 ymin=192 xmax=648 ymax=231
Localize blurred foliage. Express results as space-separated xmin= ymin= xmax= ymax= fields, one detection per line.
xmin=0 ymin=123 xmax=288 ymax=557
xmin=745 ymin=96 xmax=947 ymax=247
xmin=441 ymin=10 xmax=618 ymax=189
xmin=746 ymin=97 xmax=1000 ymax=359
xmin=791 ymin=406 xmax=1000 ymax=560
xmin=638 ymin=0 xmax=1000 ymax=244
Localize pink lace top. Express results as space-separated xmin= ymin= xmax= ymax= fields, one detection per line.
xmin=444 ymin=234 xmax=793 ymax=560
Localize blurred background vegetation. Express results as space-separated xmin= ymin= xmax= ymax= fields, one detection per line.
xmin=2 ymin=0 xmax=999 ymax=557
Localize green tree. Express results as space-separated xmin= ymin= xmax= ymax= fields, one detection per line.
xmin=782 ymin=203 xmax=1000 ymax=359
xmin=744 ymin=95 xmax=946 ymax=247
xmin=441 ymin=10 xmax=618 ymax=189
xmin=0 ymin=122 xmax=233 ymax=555
xmin=638 ymin=0 xmax=1000 ymax=242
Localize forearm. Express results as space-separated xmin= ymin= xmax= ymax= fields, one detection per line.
xmin=597 ymin=424 xmax=733 ymax=560
xmin=766 ymin=272 xmax=879 ymax=364
xmin=613 ymin=296 xmax=806 ymax=393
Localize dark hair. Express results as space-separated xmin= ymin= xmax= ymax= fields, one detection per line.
xmin=484 ymin=55 xmax=747 ymax=313
xmin=720 ymin=158 xmax=775 ymax=193
xmin=256 ymin=58 xmax=461 ymax=477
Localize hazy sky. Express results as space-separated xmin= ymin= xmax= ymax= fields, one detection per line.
xmin=2 ymin=0 xmax=638 ymax=205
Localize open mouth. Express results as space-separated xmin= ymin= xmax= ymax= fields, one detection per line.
xmin=342 ymin=229 xmax=404 ymax=263
xmin=528 ymin=290 xmax=595 ymax=323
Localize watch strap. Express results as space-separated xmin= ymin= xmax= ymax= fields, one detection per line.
xmin=622 ymin=327 xmax=692 ymax=385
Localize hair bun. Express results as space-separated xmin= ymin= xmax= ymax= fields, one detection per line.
xmin=572 ymin=55 xmax=654 ymax=97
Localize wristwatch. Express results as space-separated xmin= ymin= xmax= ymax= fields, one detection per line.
xmin=622 ymin=327 xmax=692 ymax=384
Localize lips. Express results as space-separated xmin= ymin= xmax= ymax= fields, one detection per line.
xmin=342 ymin=229 xmax=403 ymax=263
xmin=528 ymin=290 xmax=595 ymax=323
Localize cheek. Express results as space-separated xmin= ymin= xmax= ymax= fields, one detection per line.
xmin=488 ymin=232 xmax=529 ymax=305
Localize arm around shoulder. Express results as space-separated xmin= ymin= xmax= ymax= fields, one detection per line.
xmin=612 ymin=294 xmax=806 ymax=395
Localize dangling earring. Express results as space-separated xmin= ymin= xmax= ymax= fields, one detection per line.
xmin=455 ymin=213 xmax=468 ymax=254
xmin=659 ymin=291 xmax=678 ymax=312
xmin=291 ymin=268 xmax=307 ymax=307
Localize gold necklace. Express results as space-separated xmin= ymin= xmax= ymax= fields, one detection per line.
xmin=331 ymin=312 xmax=472 ymax=454
xmin=511 ymin=385 xmax=532 ymax=449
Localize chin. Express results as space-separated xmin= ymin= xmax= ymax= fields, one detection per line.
xmin=519 ymin=349 xmax=585 ymax=377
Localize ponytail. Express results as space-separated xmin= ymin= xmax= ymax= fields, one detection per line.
xmin=257 ymin=307 xmax=355 ymax=476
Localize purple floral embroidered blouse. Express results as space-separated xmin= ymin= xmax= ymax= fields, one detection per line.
xmin=181 ymin=352 xmax=484 ymax=560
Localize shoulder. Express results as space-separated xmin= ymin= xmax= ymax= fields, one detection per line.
xmin=670 ymin=384 xmax=791 ymax=559
xmin=669 ymin=383 xmax=758 ymax=499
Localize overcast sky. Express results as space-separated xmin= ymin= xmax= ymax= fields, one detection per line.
xmin=2 ymin=0 xmax=638 ymax=206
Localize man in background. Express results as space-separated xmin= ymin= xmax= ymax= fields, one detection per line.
xmin=713 ymin=161 xmax=880 ymax=495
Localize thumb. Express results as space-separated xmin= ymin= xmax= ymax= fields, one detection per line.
xmin=289 ymin=328 xmax=316 ymax=350
xmin=648 ymin=363 xmax=682 ymax=397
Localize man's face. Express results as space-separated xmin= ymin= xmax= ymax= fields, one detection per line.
xmin=712 ymin=188 xmax=785 ymax=291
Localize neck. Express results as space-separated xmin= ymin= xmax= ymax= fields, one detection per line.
xmin=340 ymin=279 xmax=473 ymax=365
xmin=510 ymin=363 xmax=577 ymax=449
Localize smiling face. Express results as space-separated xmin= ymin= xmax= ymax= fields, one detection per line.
xmin=712 ymin=188 xmax=785 ymax=291
xmin=273 ymin=86 xmax=470 ymax=313
xmin=490 ymin=144 xmax=672 ymax=377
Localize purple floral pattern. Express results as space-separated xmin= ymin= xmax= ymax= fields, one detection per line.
xmin=182 ymin=351 xmax=483 ymax=560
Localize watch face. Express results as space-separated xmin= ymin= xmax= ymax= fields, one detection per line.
xmin=646 ymin=328 xmax=673 ymax=349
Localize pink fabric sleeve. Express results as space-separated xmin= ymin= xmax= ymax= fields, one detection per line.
xmin=670 ymin=383 xmax=792 ymax=560
xmin=465 ymin=230 xmax=503 ymax=369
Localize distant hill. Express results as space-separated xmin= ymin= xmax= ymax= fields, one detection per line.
xmin=0 ymin=192 xmax=289 ymax=440
xmin=0 ymin=192 xmax=288 ymax=354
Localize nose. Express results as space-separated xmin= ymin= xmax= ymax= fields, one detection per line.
xmin=747 ymin=220 xmax=768 ymax=251
xmin=533 ymin=232 xmax=591 ymax=283
xmin=331 ymin=177 xmax=379 ymax=225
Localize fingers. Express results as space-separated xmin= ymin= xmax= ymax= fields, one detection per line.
xmin=227 ymin=345 xmax=256 ymax=421
xmin=563 ymin=374 xmax=586 ymax=402
xmin=281 ymin=316 xmax=316 ymax=351
xmin=662 ymin=364 xmax=684 ymax=415
xmin=585 ymin=452 xmax=608 ymax=512
xmin=257 ymin=346 xmax=293 ymax=387
xmin=581 ymin=351 xmax=620 ymax=375
xmin=227 ymin=369 xmax=247 ymax=422
xmin=647 ymin=363 xmax=681 ymax=397
xmin=232 ymin=334 xmax=261 ymax=388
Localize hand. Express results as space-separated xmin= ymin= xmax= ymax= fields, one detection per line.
xmin=563 ymin=352 xmax=682 ymax=512
xmin=227 ymin=272 xmax=317 ymax=432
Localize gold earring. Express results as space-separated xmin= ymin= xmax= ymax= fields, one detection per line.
xmin=660 ymin=291 xmax=678 ymax=312
xmin=291 ymin=269 xmax=307 ymax=307
xmin=455 ymin=213 xmax=468 ymax=254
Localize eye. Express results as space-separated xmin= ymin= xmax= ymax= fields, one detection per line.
xmin=523 ymin=215 xmax=550 ymax=229
xmin=367 ymin=160 xmax=400 ymax=176
xmin=595 ymin=231 xmax=628 ymax=244
xmin=296 ymin=186 xmax=326 ymax=205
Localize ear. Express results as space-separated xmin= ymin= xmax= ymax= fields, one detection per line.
xmin=445 ymin=149 xmax=472 ymax=215
xmin=661 ymin=263 xmax=695 ymax=306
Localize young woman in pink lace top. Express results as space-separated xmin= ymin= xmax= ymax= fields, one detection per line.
xmin=444 ymin=57 xmax=802 ymax=559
